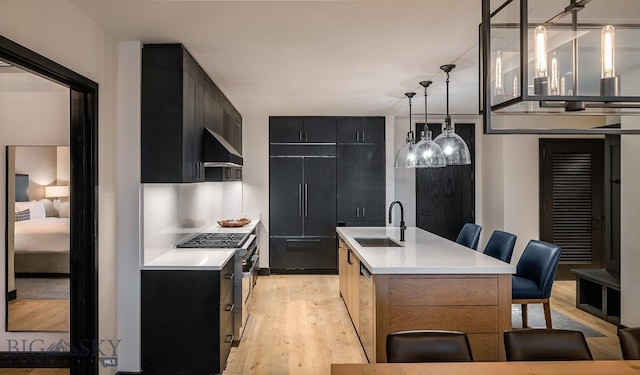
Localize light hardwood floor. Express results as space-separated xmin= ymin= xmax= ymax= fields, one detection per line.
xmin=0 ymin=277 xmax=622 ymax=375
xmin=224 ymin=276 xmax=622 ymax=374
xmin=550 ymin=280 xmax=622 ymax=360
xmin=224 ymin=275 xmax=367 ymax=374
xmin=7 ymin=299 xmax=69 ymax=332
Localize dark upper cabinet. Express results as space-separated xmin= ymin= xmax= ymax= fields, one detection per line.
xmin=270 ymin=117 xmax=336 ymax=143
xmin=337 ymin=117 xmax=385 ymax=143
xmin=142 ymin=43 xmax=242 ymax=183
xmin=141 ymin=45 xmax=203 ymax=183
xmin=337 ymin=143 xmax=385 ymax=225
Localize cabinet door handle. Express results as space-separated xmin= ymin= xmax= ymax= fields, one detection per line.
xmin=362 ymin=207 xmax=365 ymax=217
xmin=362 ymin=130 xmax=365 ymax=141
xmin=225 ymin=334 xmax=234 ymax=344
xmin=299 ymin=130 xmax=303 ymax=141
xmin=347 ymin=249 xmax=353 ymax=265
xmin=298 ymin=184 xmax=302 ymax=217
xmin=356 ymin=207 xmax=359 ymax=218
xmin=356 ymin=131 xmax=360 ymax=142
xmin=305 ymin=130 xmax=308 ymax=141
xmin=225 ymin=273 xmax=234 ymax=280
xmin=304 ymin=184 xmax=308 ymax=217
xmin=225 ymin=303 xmax=235 ymax=312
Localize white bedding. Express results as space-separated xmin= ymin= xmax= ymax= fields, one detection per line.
xmin=14 ymin=217 xmax=70 ymax=253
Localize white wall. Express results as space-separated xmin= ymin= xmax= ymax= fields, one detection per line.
xmin=392 ymin=115 xmax=416 ymax=226
xmin=115 ymin=40 xmax=141 ymax=372
xmin=621 ymin=117 xmax=640 ymax=327
xmin=480 ymin=115 xmax=607 ymax=263
xmin=0 ymin=2 xmax=119 ymax=373
xmin=239 ymin=112 xmax=270 ymax=267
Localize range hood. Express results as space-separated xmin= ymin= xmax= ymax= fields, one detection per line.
xmin=203 ymin=127 xmax=243 ymax=168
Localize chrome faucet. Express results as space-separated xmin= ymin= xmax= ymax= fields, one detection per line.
xmin=388 ymin=200 xmax=406 ymax=241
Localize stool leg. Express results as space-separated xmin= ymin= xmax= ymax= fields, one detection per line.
xmin=543 ymin=300 xmax=552 ymax=329
xmin=521 ymin=304 xmax=528 ymax=328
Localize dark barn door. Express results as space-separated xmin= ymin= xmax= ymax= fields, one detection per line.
xmin=540 ymin=139 xmax=604 ymax=280
xmin=416 ymin=123 xmax=475 ymax=241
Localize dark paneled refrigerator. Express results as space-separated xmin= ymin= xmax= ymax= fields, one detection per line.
xmin=269 ymin=155 xmax=337 ymax=271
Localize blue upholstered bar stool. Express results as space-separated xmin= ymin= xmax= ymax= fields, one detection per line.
xmin=483 ymin=230 xmax=517 ymax=263
xmin=512 ymin=240 xmax=562 ymax=329
xmin=455 ymin=223 xmax=482 ymax=250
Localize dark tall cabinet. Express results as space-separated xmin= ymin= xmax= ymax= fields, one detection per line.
xmin=269 ymin=116 xmax=385 ymax=273
xmin=415 ymin=123 xmax=475 ymax=241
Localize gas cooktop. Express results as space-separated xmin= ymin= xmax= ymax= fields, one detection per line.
xmin=176 ymin=232 xmax=250 ymax=249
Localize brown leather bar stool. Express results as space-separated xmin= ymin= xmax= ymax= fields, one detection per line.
xmin=386 ymin=330 xmax=473 ymax=363
xmin=619 ymin=327 xmax=640 ymax=360
xmin=504 ymin=329 xmax=593 ymax=361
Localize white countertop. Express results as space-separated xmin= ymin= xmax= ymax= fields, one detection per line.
xmin=142 ymin=249 xmax=236 ymax=270
xmin=141 ymin=215 xmax=260 ymax=270
xmin=336 ymin=227 xmax=516 ymax=275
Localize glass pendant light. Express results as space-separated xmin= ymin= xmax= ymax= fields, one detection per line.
xmin=394 ymin=92 xmax=418 ymax=168
xmin=414 ymin=80 xmax=445 ymax=168
xmin=434 ymin=64 xmax=471 ymax=166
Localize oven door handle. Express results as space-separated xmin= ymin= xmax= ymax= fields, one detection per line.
xmin=241 ymin=234 xmax=257 ymax=250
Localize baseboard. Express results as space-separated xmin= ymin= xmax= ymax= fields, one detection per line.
xmin=258 ymin=268 xmax=271 ymax=276
xmin=7 ymin=289 xmax=16 ymax=302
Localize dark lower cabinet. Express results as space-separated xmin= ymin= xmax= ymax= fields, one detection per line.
xmin=141 ymin=260 xmax=234 ymax=375
xmin=269 ymin=237 xmax=337 ymax=271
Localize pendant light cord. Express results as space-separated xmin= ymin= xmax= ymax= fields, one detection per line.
xmin=405 ymin=92 xmax=415 ymax=143
xmin=419 ymin=80 xmax=432 ymax=138
xmin=440 ymin=64 xmax=456 ymax=134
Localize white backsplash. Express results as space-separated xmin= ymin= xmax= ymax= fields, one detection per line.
xmin=142 ymin=181 xmax=243 ymax=263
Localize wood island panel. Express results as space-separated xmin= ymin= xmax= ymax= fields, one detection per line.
xmin=374 ymin=274 xmax=511 ymax=362
xmin=389 ymin=278 xmax=498 ymax=306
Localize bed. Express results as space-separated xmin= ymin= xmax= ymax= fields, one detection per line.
xmin=14 ymin=217 xmax=70 ymax=274
xmin=13 ymin=175 xmax=70 ymax=274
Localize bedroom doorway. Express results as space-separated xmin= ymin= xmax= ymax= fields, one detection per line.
xmin=0 ymin=34 xmax=98 ymax=374
xmin=6 ymin=146 xmax=70 ymax=332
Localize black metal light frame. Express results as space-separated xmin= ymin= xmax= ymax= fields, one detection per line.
xmin=481 ymin=0 xmax=640 ymax=134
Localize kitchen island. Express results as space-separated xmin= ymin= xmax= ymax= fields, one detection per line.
xmin=336 ymin=226 xmax=516 ymax=362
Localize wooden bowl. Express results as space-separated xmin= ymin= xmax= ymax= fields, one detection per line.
xmin=217 ymin=218 xmax=251 ymax=227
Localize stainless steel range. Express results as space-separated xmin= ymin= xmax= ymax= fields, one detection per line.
xmin=175 ymin=230 xmax=259 ymax=345
xmin=176 ymin=232 xmax=250 ymax=248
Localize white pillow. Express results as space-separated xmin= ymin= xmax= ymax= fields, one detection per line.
xmin=14 ymin=200 xmax=46 ymax=220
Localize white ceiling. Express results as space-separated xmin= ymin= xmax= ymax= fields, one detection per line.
xmin=68 ymin=0 xmax=483 ymax=117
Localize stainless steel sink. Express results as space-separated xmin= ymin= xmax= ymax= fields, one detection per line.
xmin=354 ymin=237 xmax=403 ymax=247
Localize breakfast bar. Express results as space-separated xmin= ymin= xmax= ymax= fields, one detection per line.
xmin=336 ymin=227 xmax=516 ymax=362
